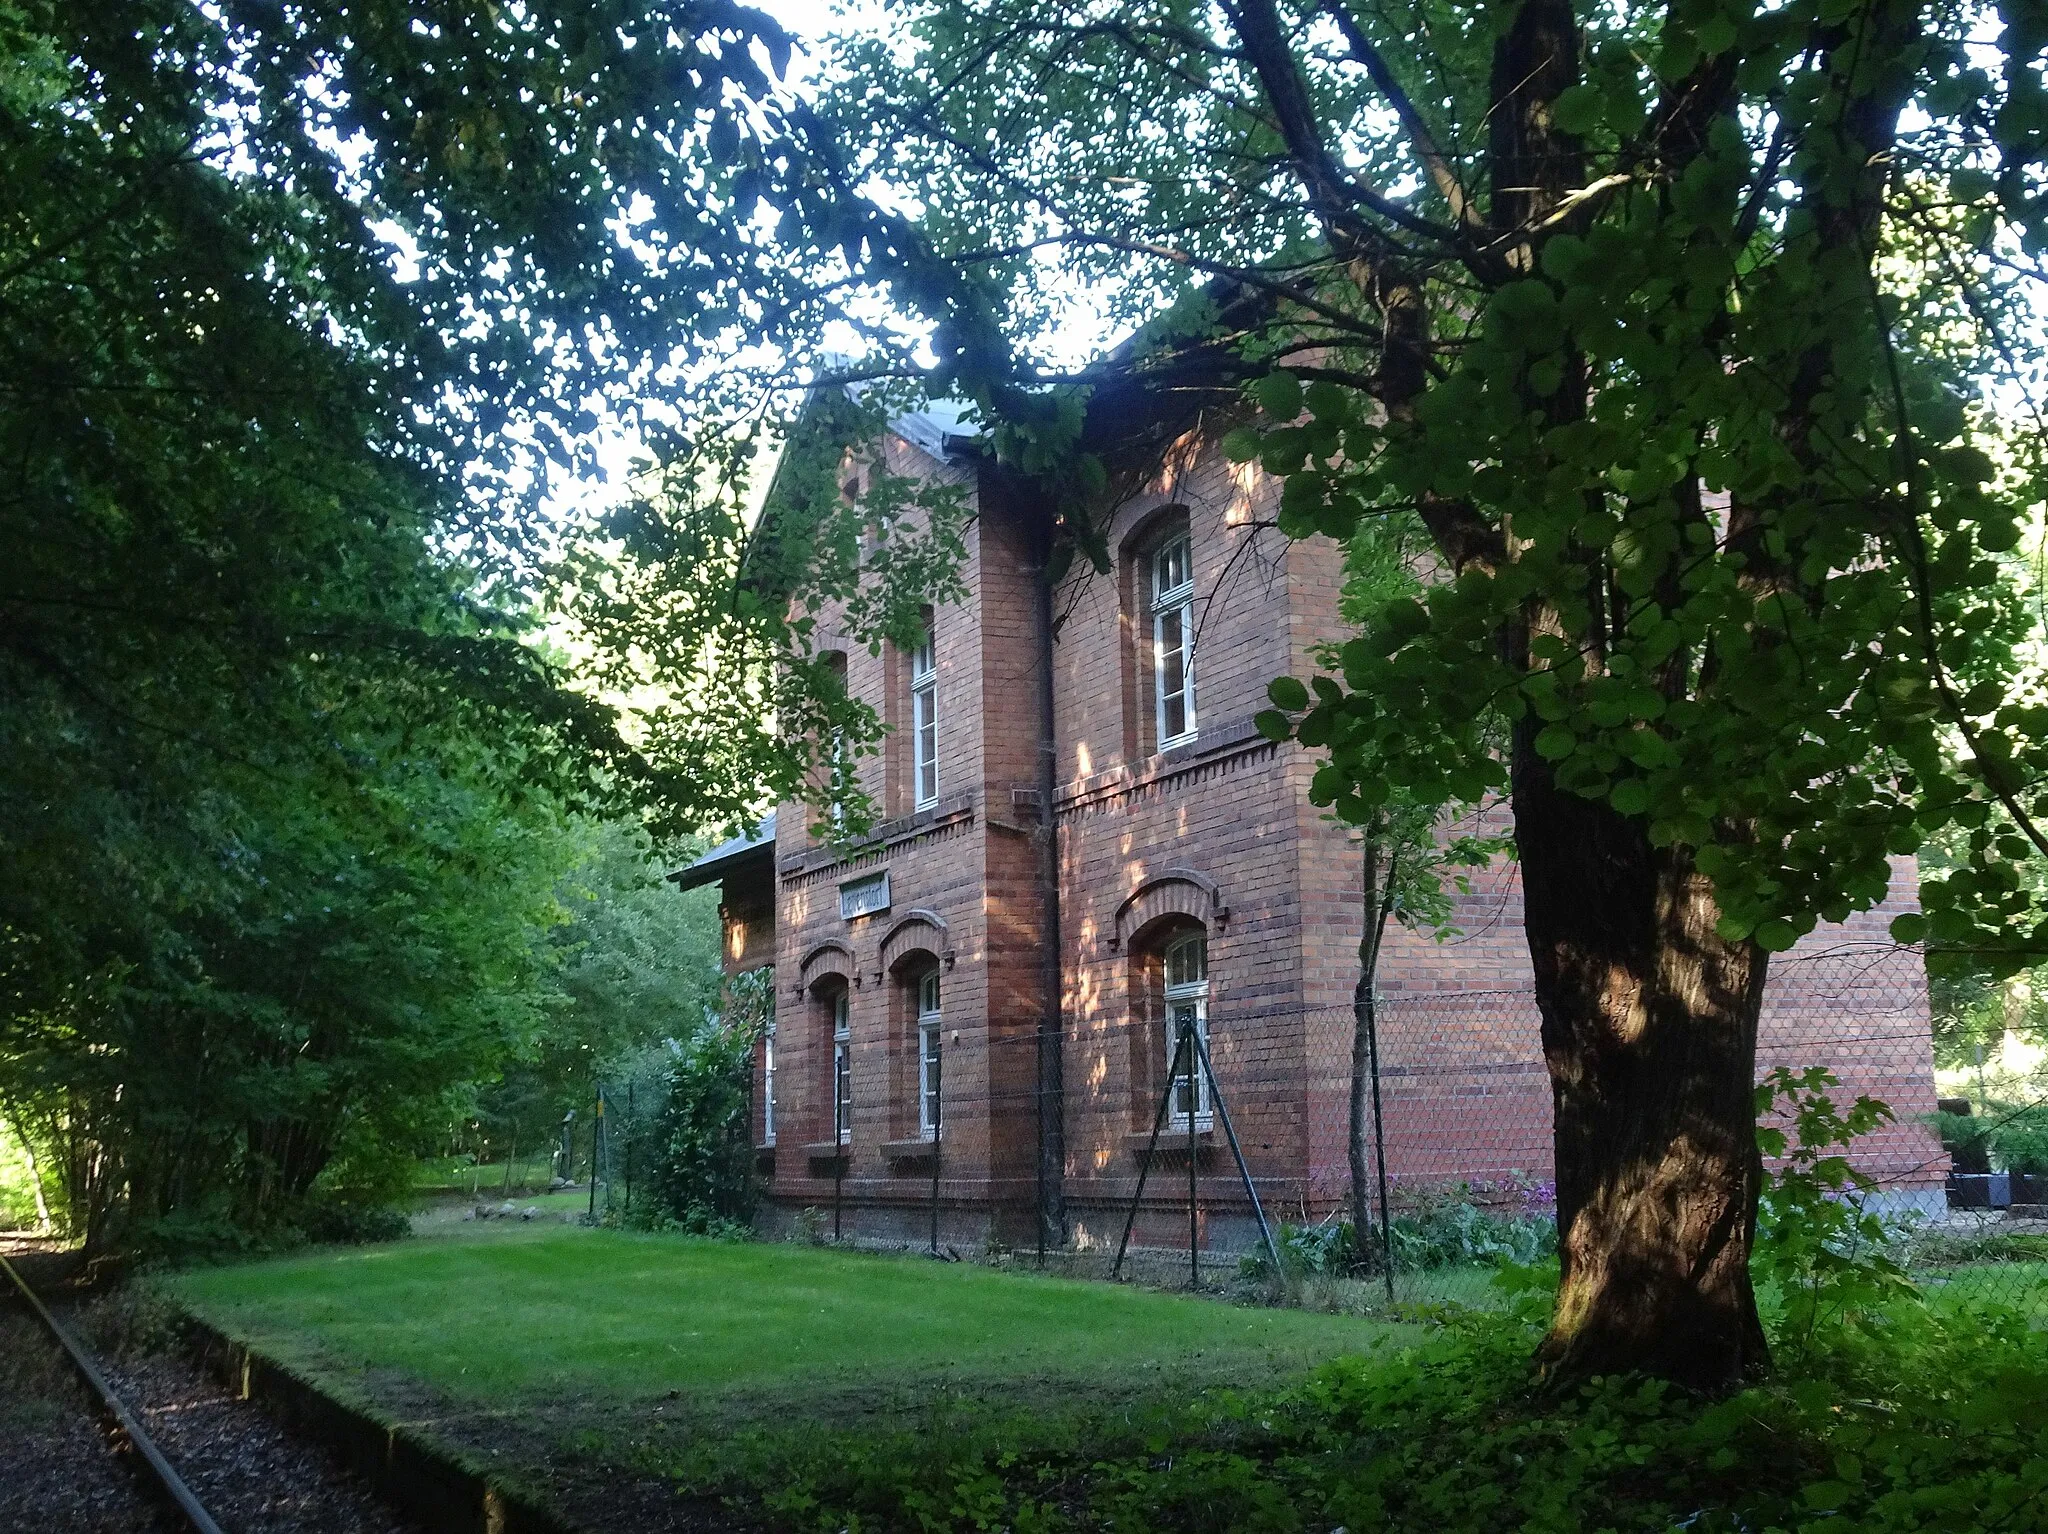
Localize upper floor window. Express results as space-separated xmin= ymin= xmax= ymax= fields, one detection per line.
xmin=1163 ymin=930 xmax=1210 ymax=1127
xmin=1151 ymin=533 xmax=1196 ymax=748
xmin=831 ymin=987 xmax=852 ymax=1143
xmin=917 ymin=968 xmax=943 ymax=1138
xmin=911 ymin=622 xmax=938 ymax=809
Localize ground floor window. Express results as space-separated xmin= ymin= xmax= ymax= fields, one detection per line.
xmin=918 ymin=968 xmax=942 ymax=1138
xmin=831 ymin=988 xmax=851 ymax=1143
xmin=762 ymin=1022 xmax=777 ymax=1146
xmin=1164 ymin=931 xmax=1210 ymax=1126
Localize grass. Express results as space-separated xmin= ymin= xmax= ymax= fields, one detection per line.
xmin=168 ymin=1223 xmax=1398 ymax=1419
xmin=414 ymin=1153 xmax=561 ymax=1199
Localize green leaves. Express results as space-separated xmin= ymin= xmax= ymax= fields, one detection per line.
xmin=1266 ymin=675 xmax=1310 ymax=711
xmin=1249 ymin=370 xmax=1303 ymax=420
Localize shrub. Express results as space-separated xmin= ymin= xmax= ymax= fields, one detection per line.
xmin=1754 ymin=1067 xmax=1917 ymax=1359
xmin=1278 ymin=1218 xmax=1357 ymax=1274
xmin=1993 ymin=1118 xmax=2048 ymax=1176
xmin=640 ymin=1018 xmax=758 ymax=1231
xmin=1387 ymin=1190 xmax=1556 ymax=1270
xmin=297 ymin=1199 xmax=412 ymax=1246
xmin=1935 ymin=1108 xmax=1994 ymax=1172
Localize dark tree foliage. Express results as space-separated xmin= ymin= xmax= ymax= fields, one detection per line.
xmin=0 ymin=0 xmax=805 ymax=1245
xmin=642 ymin=970 xmax=771 ymax=1230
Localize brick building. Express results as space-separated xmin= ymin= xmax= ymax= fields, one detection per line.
xmin=678 ymin=385 xmax=1946 ymax=1252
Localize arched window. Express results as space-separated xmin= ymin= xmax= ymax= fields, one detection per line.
xmin=910 ymin=614 xmax=938 ymax=808
xmin=1150 ymin=531 xmax=1196 ymax=748
xmin=829 ymin=985 xmax=852 ymax=1143
xmin=1163 ymin=930 xmax=1209 ymax=1126
xmin=917 ymin=968 xmax=943 ymax=1138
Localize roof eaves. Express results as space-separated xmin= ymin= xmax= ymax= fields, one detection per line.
xmin=668 ymin=810 xmax=777 ymax=890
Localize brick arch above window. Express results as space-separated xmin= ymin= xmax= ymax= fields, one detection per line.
xmin=797 ymin=940 xmax=855 ymax=996
xmin=880 ymin=909 xmax=951 ymax=974
xmin=1111 ymin=868 xmax=1229 ymax=952
xmin=1118 ymin=501 xmax=1192 ymax=563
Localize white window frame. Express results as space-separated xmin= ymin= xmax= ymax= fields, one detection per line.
xmin=1151 ymin=533 xmax=1197 ymax=749
xmin=831 ymin=989 xmax=852 ymax=1144
xmin=1163 ymin=931 xmax=1211 ymax=1128
xmin=917 ymin=969 xmax=943 ymax=1139
xmin=911 ymin=626 xmax=938 ymax=809
xmin=763 ymin=1021 xmax=777 ymax=1146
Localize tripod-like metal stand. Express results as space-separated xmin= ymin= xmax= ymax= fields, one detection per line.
xmin=1112 ymin=1017 xmax=1281 ymax=1284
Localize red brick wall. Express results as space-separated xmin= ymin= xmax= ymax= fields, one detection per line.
xmin=735 ymin=418 xmax=1944 ymax=1247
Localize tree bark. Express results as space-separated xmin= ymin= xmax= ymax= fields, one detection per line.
xmin=1349 ymin=829 xmax=1384 ymax=1235
xmin=3 ymin=1109 xmax=55 ymax=1231
xmin=1516 ymin=730 xmax=1771 ymax=1391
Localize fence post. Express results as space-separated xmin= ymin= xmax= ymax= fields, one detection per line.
xmin=929 ymin=1115 xmax=942 ymax=1256
xmin=587 ymin=1085 xmax=602 ymax=1222
xmin=1187 ymin=1016 xmax=1199 ymax=1288
xmin=1365 ymin=991 xmax=1395 ymax=1304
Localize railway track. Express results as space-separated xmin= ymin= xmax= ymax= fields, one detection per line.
xmin=1 ymin=1248 xmax=426 ymax=1534
xmin=1 ymin=1249 xmax=225 ymax=1533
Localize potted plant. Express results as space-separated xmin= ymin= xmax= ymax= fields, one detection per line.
xmin=1940 ymin=1107 xmax=2003 ymax=1209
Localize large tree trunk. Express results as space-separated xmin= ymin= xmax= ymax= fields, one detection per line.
xmin=1516 ymin=735 xmax=1771 ymax=1392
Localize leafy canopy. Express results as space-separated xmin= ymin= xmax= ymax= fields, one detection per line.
xmin=816 ymin=0 xmax=2048 ymax=969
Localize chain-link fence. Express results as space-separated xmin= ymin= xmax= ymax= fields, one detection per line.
xmin=583 ymin=1072 xmax=668 ymax=1222
xmin=780 ymin=948 xmax=2048 ymax=1324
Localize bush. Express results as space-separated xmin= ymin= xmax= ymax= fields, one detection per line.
xmin=297 ymin=1199 xmax=412 ymax=1246
xmin=1388 ymin=1191 xmax=1557 ymax=1270
xmin=1278 ymin=1218 xmax=1358 ymax=1274
xmin=640 ymin=1018 xmax=758 ymax=1231
xmin=1935 ymin=1108 xmax=1994 ymax=1173
xmin=1993 ymin=1118 xmax=2048 ymax=1175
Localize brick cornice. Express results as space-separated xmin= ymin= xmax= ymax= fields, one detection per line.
xmin=779 ymin=793 xmax=977 ymax=886
xmin=1056 ymin=719 xmax=1276 ymax=821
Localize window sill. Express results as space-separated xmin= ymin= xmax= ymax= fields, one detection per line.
xmin=802 ymin=1141 xmax=852 ymax=1166
xmin=883 ymin=1137 xmax=941 ymax=1164
xmin=1123 ymin=1127 xmax=1215 ymax=1158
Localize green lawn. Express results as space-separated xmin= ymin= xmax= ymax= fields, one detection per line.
xmin=413 ymin=1153 xmax=560 ymax=1199
xmin=169 ymin=1225 xmax=1395 ymax=1417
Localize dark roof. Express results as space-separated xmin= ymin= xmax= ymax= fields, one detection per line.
xmin=669 ymin=810 xmax=776 ymax=891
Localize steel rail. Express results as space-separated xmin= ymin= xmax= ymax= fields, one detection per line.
xmin=0 ymin=1250 xmax=227 ymax=1534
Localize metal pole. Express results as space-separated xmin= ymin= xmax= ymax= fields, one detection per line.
xmin=833 ymin=1156 xmax=844 ymax=1243
xmin=1193 ymin=1030 xmax=1281 ymax=1278
xmin=1365 ymin=993 xmax=1395 ymax=1303
xmin=1113 ymin=1026 xmax=1191 ymax=1280
xmin=1033 ymin=517 xmax=1065 ymax=1262
xmin=1187 ymin=1017 xmax=1199 ymax=1289
xmin=929 ymin=1117 xmax=942 ymax=1256
xmin=587 ymin=1086 xmax=600 ymax=1222
xmin=624 ymin=1081 xmax=635 ymax=1214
